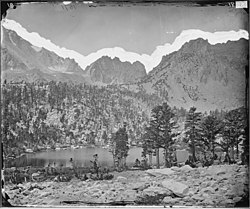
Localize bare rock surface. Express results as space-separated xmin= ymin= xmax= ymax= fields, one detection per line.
xmin=178 ymin=164 xmax=193 ymax=172
xmin=162 ymin=179 xmax=189 ymax=197
xmin=5 ymin=164 xmax=249 ymax=207
xmin=145 ymin=168 xmax=175 ymax=176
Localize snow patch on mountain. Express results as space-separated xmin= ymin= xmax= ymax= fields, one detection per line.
xmin=2 ymin=19 xmax=249 ymax=73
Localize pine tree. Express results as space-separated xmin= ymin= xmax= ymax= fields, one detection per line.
xmin=221 ymin=107 xmax=247 ymax=161
xmin=110 ymin=125 xmax=129 ymax=170
xmin=142 ymin=103 xmax=178 ymax=168
xmin=147 ymin=105 xmax=162 ymax=168
xmin=158 ymin=103 xmax=179 ymax=167
xmin=184 ymin=107 xmax=202 ymax=162
xmin=142 ymin=126 xmax=154 ymax=167
xmin=200 ymin=115 xmax=223 ymax=160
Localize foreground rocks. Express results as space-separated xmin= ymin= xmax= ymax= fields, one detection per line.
xmin=5 ymin=164 xmax=249 ymax=207
xmin=161 ymin=179 xmax=189 ymax=197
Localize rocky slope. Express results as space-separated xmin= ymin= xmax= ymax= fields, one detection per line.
xmin=1 ymin=28 xmax=147 ymax=85
xmin=132 ymin=38 xmax=248 ymax=112
xmin=5 ymin=164 xmax=249 ymax=207
xmin=85 ymin=56 xmax=147 ymax=84
xmin=1 ymin=26 xmax=248 ymax=111
xmin=1 ymin=28 xmax=87 ymax=83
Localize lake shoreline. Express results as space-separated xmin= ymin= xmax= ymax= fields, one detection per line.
xmin=5 ymin=146 xmax=166 ymax=169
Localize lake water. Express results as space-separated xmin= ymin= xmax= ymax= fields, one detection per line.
xmin=12 ymin=147 xmax=166 ymax=168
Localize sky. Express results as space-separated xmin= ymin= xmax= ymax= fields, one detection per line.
xmin=3 ymin=2 xmax=249 ymax=72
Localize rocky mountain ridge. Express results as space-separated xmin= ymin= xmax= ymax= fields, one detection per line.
xmin=1 ymin=28 xmax=147 ymax=85
xmin=85 ymin=56 xmax=147 ymax=84
xmin=1 ymin=28 xmax=88 ymax=83
xmin=1 ymin=27 xmax=248 ymax=111
xmin=130 ymin=38 xmax=248 ymax=111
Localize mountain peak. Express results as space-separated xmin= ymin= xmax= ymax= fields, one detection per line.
xmin=1 ymin=27 xmax=86 ymax=83
xmin=85 ymin=55 xmax=147 ymax=84
xmin=138 ymin=38 xmax=248 ymax=112
xmin=3 ymin=19 xmax=248 ymax=73
xmin=182 ymin=38 xmax=210 ymax=51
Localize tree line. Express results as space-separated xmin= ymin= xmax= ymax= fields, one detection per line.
xmin=1 ymin=81 xmax=160 ymax=160
xmin=2 ymin=81 xmax=248 ymax=170
xmin=140 ymin=103 xmax=248 ymax=168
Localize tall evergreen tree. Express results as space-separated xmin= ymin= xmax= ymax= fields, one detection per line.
xmin=200 ymin=115 xmax=223 ymax=160
xmin=142 ymin=103 xmax=178 ymax=168
xmin=184 ymin=107 xmax=202 ymax=162
xmin=141 ymin=126 xmax=154 ymax=167
xmin=147 ymin=104 xmax=163 ymax=168
xmin=158 ymin=103 xmax=179 ymax=167
xmin=221 ymin=107 xmax=247 ymax=161
xmin=110 ymin=125 xmax=129 ymax=170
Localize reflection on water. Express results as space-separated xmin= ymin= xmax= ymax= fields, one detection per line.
xmin=10 ymin=147 xmax=165 ymax=168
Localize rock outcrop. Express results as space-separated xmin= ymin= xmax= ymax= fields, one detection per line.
xmin=162 ymin=179 xmax=189 ymax=197
xmin=5 ymin=164 xmax=249 ymax=207
xmin=1 ymin=28 xmax=87 ymax=84
xmin=134 ymin=38 xmax=248 ymax=111
xmin=85 ymin=56 xmax=147 ymax=85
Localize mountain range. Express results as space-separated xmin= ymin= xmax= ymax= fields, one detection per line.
xmin=1 ymin=26 xmax=248 ymax=111
xmin=132 ymin=38 xmax=248 ymax=111
xmin=1 ymin=28 xmax=147 ymax=85
xmin=1 ymin=28 xmax=86 ymax=83
xmin=3 ymin=19 xmax=248 ymax=73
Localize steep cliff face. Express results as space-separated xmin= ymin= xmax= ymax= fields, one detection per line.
xmin=1 ymin=28 xmax=147 ymax=84
xmin=85 ymin=56 xmax=147 ymax=84
xmin=1 ymin=28 xmax=86 ymax=83
xmin=137 ymin=38 xmax=248 ymax=111
xmin=1 ymin=26 xmax=248 ymax=111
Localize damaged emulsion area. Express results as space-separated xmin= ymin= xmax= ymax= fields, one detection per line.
xmin=1 ymin=1 xmax=249 ymax=207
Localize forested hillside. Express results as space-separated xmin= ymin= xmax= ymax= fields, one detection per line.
xmin=1 ymin=81 xmax=163 ymax=159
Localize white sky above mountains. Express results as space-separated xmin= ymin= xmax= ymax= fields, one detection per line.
xmin=2 ymin=3 xmax=249 ymax=73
